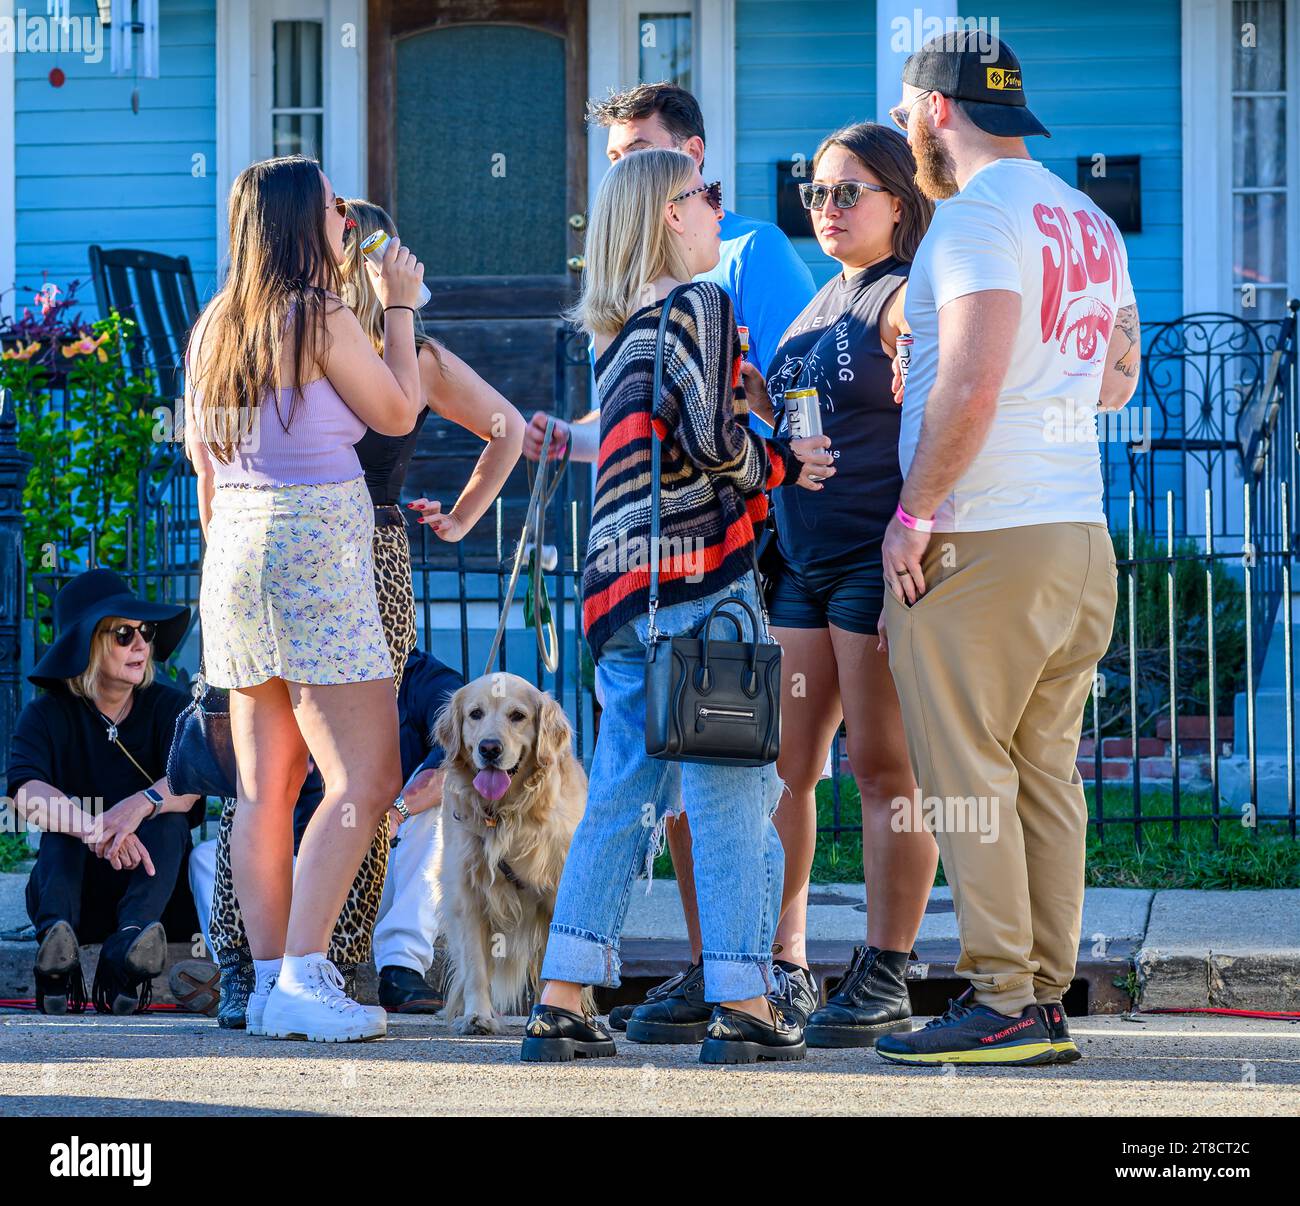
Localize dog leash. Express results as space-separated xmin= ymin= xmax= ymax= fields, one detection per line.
xmin=483 ymin=415 xmax=569 ymax=676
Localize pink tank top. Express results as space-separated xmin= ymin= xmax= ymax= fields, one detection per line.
xmin=206 ymin=377 xmax=366 ymax=487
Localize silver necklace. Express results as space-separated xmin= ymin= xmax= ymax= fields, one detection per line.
xmin=95 ymin=695 xmax=132 ymax=743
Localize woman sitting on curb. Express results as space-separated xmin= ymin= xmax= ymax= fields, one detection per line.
xmin=8 ymin=569 xmax=203 ymax=1014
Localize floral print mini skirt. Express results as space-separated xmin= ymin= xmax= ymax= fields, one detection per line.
xmin=201 ymin=476 xmax=395 ymax=688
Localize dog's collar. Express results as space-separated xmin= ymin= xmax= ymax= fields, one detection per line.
xmin=497 ymin=859 xmax=529 ymax=891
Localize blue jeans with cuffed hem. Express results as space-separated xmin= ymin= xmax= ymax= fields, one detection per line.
xmin=541 ymin=575 xmax=785 ymax=1003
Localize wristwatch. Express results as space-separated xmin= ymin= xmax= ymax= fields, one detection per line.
xmin=143 ymin=787 xmax=165 ymax=818
xmin=391 ymin=795 xmax=411 ymax=823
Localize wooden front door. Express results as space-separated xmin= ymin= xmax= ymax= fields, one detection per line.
xmin=367 ymin=1 xmax=588 ymax=553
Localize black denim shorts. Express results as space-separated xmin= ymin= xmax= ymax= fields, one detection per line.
xmin=767 ymin=556 xmax=885 ymax=635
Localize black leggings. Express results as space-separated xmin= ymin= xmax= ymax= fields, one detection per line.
xmin=25 ymin=813 xmax=198 ymax=945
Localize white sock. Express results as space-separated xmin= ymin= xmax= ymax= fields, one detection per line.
xmin=253 ymin=957 xmax=282 ymax=995
xmin=279 ymin=952 xmax=327 ymax=992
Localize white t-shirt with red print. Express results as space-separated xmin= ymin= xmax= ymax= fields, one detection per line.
xmin=898 ymin=156 xmax=1135 ymax=532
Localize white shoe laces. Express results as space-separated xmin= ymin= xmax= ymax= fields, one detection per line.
xmin=305 ymin=959 xmax=365 ymax=1015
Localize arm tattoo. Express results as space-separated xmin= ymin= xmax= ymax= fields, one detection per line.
xmin=1112 ymin=304 xmax=1139 ymax=378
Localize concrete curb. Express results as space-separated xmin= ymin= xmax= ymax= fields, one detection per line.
xmin=1135 ymin=889 xmax=1300 ymax=1012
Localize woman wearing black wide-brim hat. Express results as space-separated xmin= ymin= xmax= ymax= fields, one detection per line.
xmin=7 ymin=569 xmax=205 ymax=1014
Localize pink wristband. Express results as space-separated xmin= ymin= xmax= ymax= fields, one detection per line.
xmin=895 ymin=503 xmax=934 ymax=533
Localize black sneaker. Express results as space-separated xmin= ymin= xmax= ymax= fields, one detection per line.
xmin=608 ymin=962 xmax=696 ymax=1031
xmin=1040 ymin=1001 xmax=1082 ymax=1063
xmin=92 ymin=923 xmax=167 ymax=1015
xmin=699 ymin=1003 xmax=806 ymax=1065
xmin=625 ymin=961 xmax=712 ymax=1044
xmin=520 ymin=1003 xmax=617 ymax=1062
xmin=770 ymin=959 xmax=819 ymax=1028
xmin=34 ymin=921 xmax=86 ymax=1015
xmin=379 ymin=965 xmax=445 ymax=1013
xmin=805 ymin=946 xmax=913 ymax=1048
xmin=875 ymin=988 xmax=1056 ymax=1066
xmin=216 ymin=946 xmax=254 ymax=1029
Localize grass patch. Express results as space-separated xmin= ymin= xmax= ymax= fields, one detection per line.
xmin=652 ymin=777 xmax=1300 ymax=890
xmin=0 ymin=832 xmax=33 ymax=873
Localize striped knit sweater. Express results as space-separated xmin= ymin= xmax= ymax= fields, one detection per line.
xmin=582 ymin=281 xmax=800 ymax=660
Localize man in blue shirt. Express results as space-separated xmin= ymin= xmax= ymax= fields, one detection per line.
xmin=523 ymin=81 xmax=815 ymax=461
xmin=521 ymin=82 xmax=815 ymax=1038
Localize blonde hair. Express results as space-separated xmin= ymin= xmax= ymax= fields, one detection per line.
xmin=68 ymin=618 xmax=156 ymax=702
xmin=340 ymin=198 xmax=442 ymax=368
xmin=568 ymin=149 xmax=698 ymax=337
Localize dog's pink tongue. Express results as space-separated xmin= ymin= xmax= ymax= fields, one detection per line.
xmin=474 ymin=768 xmax=511 ymax=801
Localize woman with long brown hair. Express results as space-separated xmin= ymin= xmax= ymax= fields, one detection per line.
xmin=185 ymin=154 xmax=425 ymax=1042
xmin=200 ymin=198 xmax=525 ymax=1022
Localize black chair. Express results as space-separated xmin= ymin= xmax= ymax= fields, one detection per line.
xmin=88 ymin=245 xmax=201 ymax=400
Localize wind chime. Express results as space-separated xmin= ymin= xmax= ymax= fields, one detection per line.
xmin=109 ymin=0 xmax=160 ymax=79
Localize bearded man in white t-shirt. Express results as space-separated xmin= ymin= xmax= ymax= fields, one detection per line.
xmin=873 ymin=32 xmax=1141 ymax=1068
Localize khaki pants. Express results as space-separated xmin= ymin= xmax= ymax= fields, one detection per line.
xmin=884 ymin=522 xmax=1117 ymax=1013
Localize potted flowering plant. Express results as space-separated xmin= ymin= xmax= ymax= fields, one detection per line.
xmin=0 ymin=279 xmax=94 ymax=383
xmin=0 ymin=277 xmax=161 ymax=613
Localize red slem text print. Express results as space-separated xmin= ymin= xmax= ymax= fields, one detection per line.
xmin=1034 ymin=202 xmax=1125 ymax=364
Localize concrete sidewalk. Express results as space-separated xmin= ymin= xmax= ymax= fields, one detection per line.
xmin=1 ymin=1012 xmax=1296 ymax=1117
xmin=3 ymin=872 xmax=1299 ymax=1013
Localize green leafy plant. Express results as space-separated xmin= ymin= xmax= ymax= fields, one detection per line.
xmin=0 ymin=285 xmax=162 ymax=627
xmin=1088 ymin=530 xmax=1248 ymax=737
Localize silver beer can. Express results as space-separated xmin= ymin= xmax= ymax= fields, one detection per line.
xmin=784 ymin=386 xmax=822 ymax=441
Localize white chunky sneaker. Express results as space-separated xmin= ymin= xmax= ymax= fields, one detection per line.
xmin=245 ymin=977 xmax=275 ymax=1036
xmin=260 ymin=957 xmax=387 ymax=1043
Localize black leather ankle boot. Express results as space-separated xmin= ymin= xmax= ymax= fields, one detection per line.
xmin=805 ymin=945 xmax=914 ymax=1048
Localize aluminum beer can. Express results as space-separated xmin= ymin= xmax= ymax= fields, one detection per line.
xmin=896 ymin=333 xmax=913 ymax=383
xmin=359 ymin=229 xmax=432 ymax=308
xmin=784 ymin=386 xmax=822 ymax=441
xmin=733 ymin=326 xmax=752 ymax=414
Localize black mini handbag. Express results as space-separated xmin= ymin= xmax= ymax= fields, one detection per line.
xmin=166 ymin=654 xmax=237 ymax=800
xmin=643 ymin=287 xmax=782 ymax=767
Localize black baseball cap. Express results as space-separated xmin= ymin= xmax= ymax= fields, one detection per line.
xmin=902 ymin=31 xmax=1051 ymax=138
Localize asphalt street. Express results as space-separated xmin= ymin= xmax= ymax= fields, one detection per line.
xmin=2 ymin=1012 xmax=1297 ymax=1117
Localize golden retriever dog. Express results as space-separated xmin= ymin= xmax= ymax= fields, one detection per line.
xmin=432 ymin=673 xmax=590 ymax=1034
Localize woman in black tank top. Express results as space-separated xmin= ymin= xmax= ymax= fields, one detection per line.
xmin=741 ymin=124 xmax=941 ymax=1046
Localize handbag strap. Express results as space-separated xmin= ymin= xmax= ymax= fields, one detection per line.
xmin=646 ymin=286 xmax=771 ymax=644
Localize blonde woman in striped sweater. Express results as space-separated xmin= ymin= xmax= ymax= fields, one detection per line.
xmin=521 ymin=149 xmax=833 ymax=1066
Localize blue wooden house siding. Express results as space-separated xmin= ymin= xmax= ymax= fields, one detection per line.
xmin=734 ymin=0 xmax=878 ymax=290
xmin=734 ymin=0 xmax=1183 ymax=325
xmin=12 ymin=0 xmax=218 ymax=308
xmin=8 ymin=0 xmax=1182 ymax=327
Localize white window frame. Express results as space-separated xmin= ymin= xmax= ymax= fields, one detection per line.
xmin=264 ymin=15 xmax=327 ymax=163
xmin=0 ymin=0 xmax=16 ymax=320
xmin=587 ymin=1 xmax=735 ymax=212
xmin=216 ymin=0 xmax=365 ymax=279
xmin=1183 ymin=0 xmax=1300 ymax=314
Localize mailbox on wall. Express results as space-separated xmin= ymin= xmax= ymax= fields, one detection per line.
xmin=1076 ymin=155 xmax=1142 ymax=233
xmin=775 ymin=160 xmax=815 ymax=240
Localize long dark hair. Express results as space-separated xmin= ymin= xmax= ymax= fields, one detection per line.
xmin=193 ymin=155 xmax=341 ymax=462
xmin=812 ymin=123 xmax=933 ymax=261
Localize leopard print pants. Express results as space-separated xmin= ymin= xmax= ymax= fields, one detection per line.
xmin=207 ymin=517 xmax=418 ymax=966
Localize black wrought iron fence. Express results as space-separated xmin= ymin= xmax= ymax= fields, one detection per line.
xmin=4 ymin=305 xmax=1298 ymax=853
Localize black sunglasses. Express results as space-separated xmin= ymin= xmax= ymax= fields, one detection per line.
xmin=798 ymin=181 xmax=890 ymax=210
xmin=326 ymin=196 xmax=347 ymax=218
xmin=108 ymin=621 xmax=158 ymax=647
xmin=671 ymin=180 xmax=723 ymax=213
